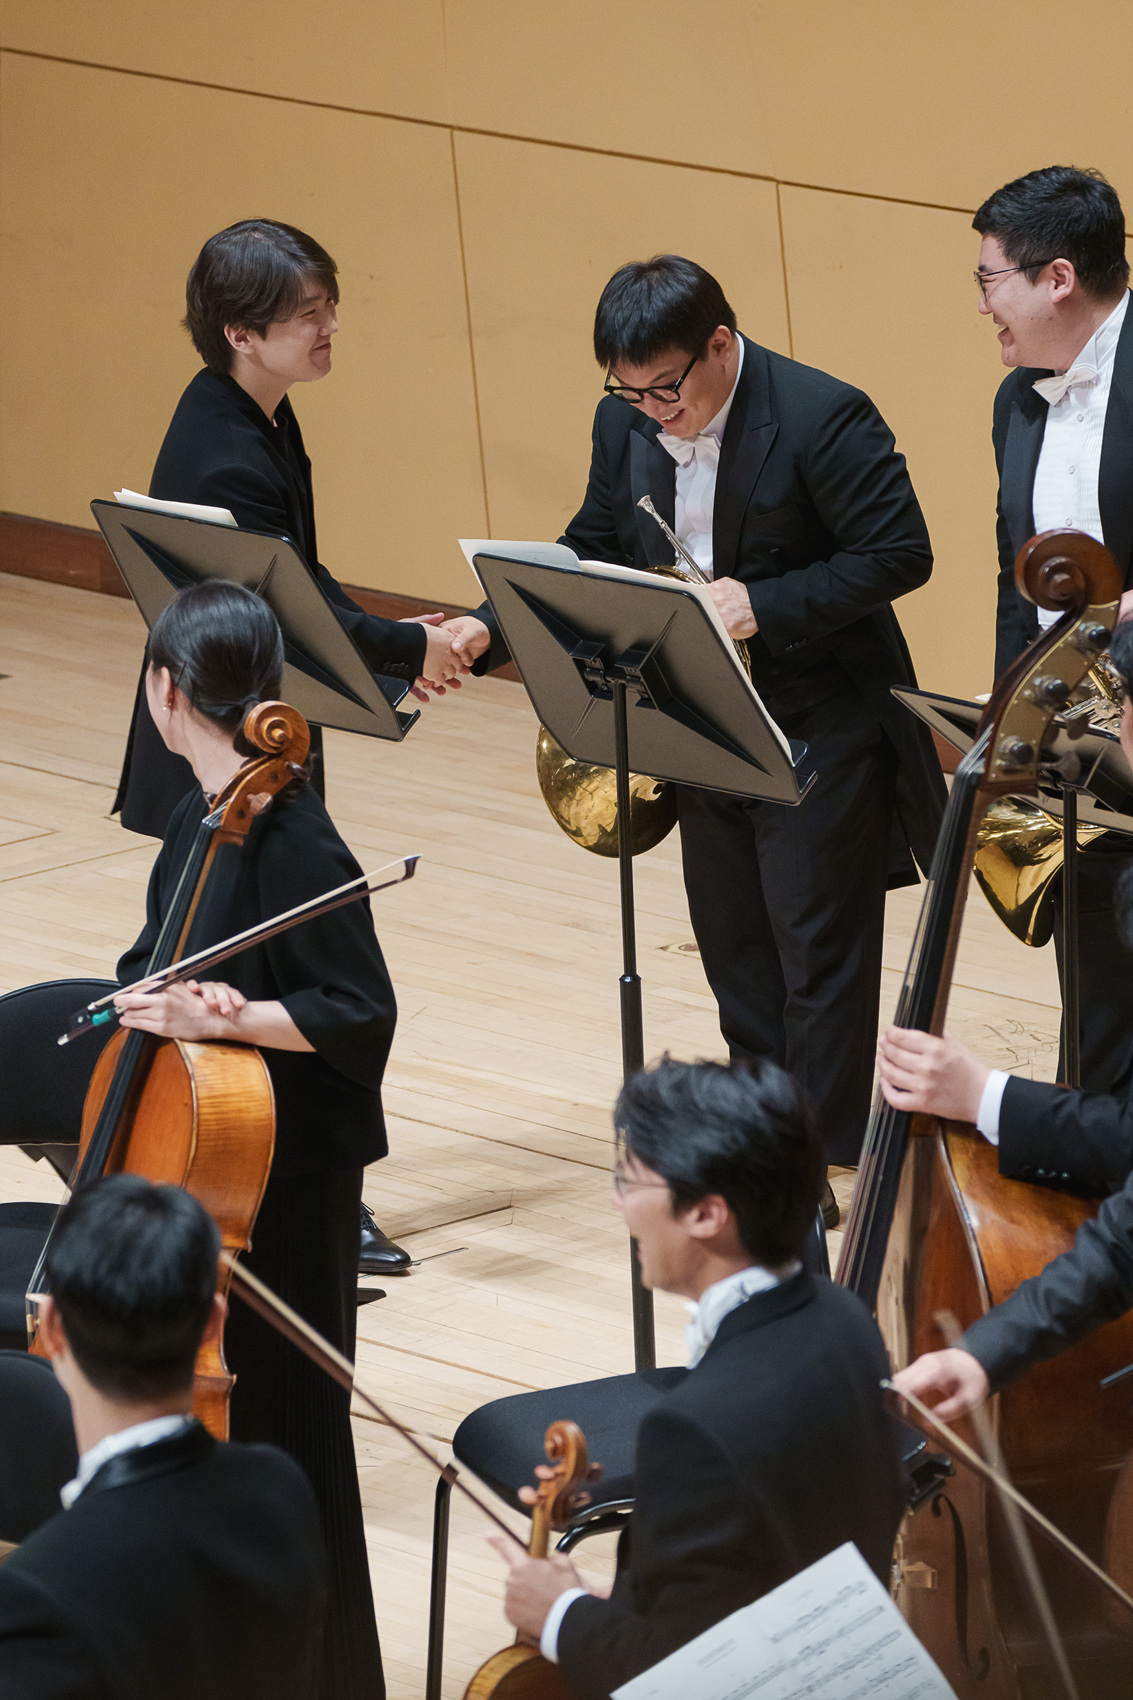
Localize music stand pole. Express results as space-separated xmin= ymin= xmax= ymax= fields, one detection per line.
xmin=1061 ymin=784 xmax=1081 ymax=1089
xmin=613 ymin=679 xmax=655 ymax=1370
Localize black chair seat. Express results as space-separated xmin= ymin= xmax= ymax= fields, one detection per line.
xmin=0 ymin=1349 xmax=77 ymax=1541
xmin=0 ymin=978 xmax=117 ymax=1148
xmin=0 ymin=1203 xmax=58 ymax=1349
xmin=453 ymin=1366 xmax=686 ymax=1514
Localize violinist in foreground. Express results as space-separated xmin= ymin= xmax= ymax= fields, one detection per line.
xmin=112 ymin=578 xmax=394 ymax=1700
xmin=879 ymin=612 xmax=1133 ymax=1200
xmin=0 ymin=1175 xmax=327 ymax=1700
xmin=487 ymin=1057 xmax=905 ymax=1700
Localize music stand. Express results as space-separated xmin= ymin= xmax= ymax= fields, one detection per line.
xmin=91 ymin=501 xmax=419 ymax=740
xmin=895 ymin=684 xmax=1133 ymax=1087
xmin=471 ymin=544 xmax=813 ymax=1369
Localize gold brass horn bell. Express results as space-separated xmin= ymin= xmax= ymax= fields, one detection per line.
xmin=972 ymin=796 xmax=1106 ymax=947
xmin=535 ymin=727 xmax=678 ymax=857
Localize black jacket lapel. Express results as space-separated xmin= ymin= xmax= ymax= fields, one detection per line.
xmin=1000 ymin=382 xmax=1047 ymax=557
xmin=629 ymin=425 xmax=677 ymax=568
xmin=713 ymin=336 xmax=778 ymax=579
xmin=81 ymin=1421 xmax=214 ymax=1500
xmin=1099 ymin=295 xmax=1133 ymax=584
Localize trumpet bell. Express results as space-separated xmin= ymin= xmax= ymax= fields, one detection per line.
xmin=534 ymin=727 xmax=677 ymax=857
xmin=972 ymin=796 xmax=1106 ymax=947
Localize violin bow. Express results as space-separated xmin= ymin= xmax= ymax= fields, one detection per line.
xmin=218 ymin=1249 xmax=520 ymax=1542
xmin=58 ymin=855 xmax=420 ymax=1045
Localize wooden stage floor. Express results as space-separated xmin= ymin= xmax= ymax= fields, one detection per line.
xmin=0 ymin=572 xmax=1063 ymax=1696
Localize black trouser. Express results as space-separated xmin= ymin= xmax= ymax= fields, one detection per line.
xmin=675 ymin=675 xmax=894 ymax=1166
xmin=1053 ymin=837 xmax=1133 ymax=1097
xmin=226 ymin=1165 xmax=383 ymax=1700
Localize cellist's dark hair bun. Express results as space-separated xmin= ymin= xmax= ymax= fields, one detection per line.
xmin=147 ymin=580 xmax=284 ymax=756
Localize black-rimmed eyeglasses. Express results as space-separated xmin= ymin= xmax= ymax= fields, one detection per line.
xmin=974 ymin=260 xmax=1057 ymax=303
xmin=612 ymin=1163 xmax=671 ymax=1198
xmin=604 ymin=351 xmax=699 ymax=405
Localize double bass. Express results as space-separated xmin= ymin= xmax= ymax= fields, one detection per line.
xmin=27 ymin=701 xmax=310 ymax=1440
xmin=838 ymin=531 xmax=1133 ymax=1695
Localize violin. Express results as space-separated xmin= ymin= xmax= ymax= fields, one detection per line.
xmin=463 ymin=1422 xmax=596 ymax=1700
xmin=838 ymin=531 xmax=1133 ymax=1695
xmin=27 ymin=702 xmax=310 ymax=1441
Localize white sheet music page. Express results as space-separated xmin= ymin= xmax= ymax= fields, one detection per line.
xmin=612 ymin=1542 xmax=957 ymax=1700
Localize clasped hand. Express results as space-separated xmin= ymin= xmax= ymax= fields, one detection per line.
xmin=399 ymin=613 xmax=472 ymax=702
xmin=114 ymin=979 xmax=247 ymax=1042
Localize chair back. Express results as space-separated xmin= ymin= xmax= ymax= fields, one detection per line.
xmin=0 ymin=1349 xmax=77 ymax=1541
xmin=0 ymin=979 xmax=117 ymax=1145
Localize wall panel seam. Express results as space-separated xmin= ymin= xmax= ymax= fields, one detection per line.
xmin=0 ymin=45 xmax=987 ymax=219
xmin=448 ymin=129 xmax=492 ymax=535
xmin=774 ymin=183 xmax=794 ymax=360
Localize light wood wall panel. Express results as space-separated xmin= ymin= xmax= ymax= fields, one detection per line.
xmin=0 ymin=55 xmax=487 ymax=603
xmin=455 ymin=133 xmax=790 ymax=541
xmin=780 ymin=186 xmax=1004 ymax=700
xmin=6 ymin=1 xmax=1133 ymax=213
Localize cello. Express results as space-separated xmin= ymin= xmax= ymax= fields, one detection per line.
xmin=838 ymin=530 xmax=1133 ymax=1696
xmin=26 ymin=701 xmax=310 ymax=1441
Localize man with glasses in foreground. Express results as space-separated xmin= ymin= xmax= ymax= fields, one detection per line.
xmin=445 ymin=255 xmax=944 ymax=1201
xmin=485 ymin=1056 xmax=905 ymax=1700
xmin=976 ymin=166 xmax=1133 ymax=1098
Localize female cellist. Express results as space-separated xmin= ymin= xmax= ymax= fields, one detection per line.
xmin=112 ymin=578 xmax=394 ymax=1700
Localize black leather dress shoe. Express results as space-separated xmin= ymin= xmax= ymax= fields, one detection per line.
xmin=360 ymin=1202 xmax=411 ymax=1273
xmin=821 ymin=1182 xmax=840 ymax=1231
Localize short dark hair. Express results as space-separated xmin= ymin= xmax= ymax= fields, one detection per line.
xmin=973 ymin=167 xmax=1129 ymax=300
xmin=613 ymin=1057 xmax=825 ymax=1266
xmin=184 ymin=219 xmax=339 ymax=374
xmin=45 ymin=1176 xmax=220 ymax=1402
xmin=593 ymin=255 xmax=737 ymax=370
xmin=148 ymin=580 xmax=284 ymax=756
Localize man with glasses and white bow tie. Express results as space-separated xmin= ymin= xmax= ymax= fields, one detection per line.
xmin=444 ymin=256 xmax=945 ymax=1207
xmin=977 ymin=166 xmax=1133 ymax=1099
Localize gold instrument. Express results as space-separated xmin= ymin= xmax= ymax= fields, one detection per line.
xmin=534 ymin=497 xmax=751 ymax=856
xmin=972 ymin=652 xmax=1122 ymax=945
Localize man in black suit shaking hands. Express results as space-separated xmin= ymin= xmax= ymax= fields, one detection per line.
xmin=448 ymin=258 xmax=945 ymax=1175
xmin=487 ymin=1058 xmax=905 ymax=1700
xmin=0 ymin=1176 xmax=327 ymax=1700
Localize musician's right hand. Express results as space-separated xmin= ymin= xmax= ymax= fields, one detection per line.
xmin=892 ymin=1347 xmax=990 ymax=1420
xmin=416 ymin=620 xmax=469 ymax=691
xmin=439 ymin=614 xmax=492 ymax=665
xmin=876 ymin=1026 xmax=989 ymax=1123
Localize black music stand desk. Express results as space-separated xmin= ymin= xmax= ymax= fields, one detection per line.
xmin=92 ymin=500 xmax=418 ymax=741
xmin=470 ymin=543 xmax=813 ymax=1369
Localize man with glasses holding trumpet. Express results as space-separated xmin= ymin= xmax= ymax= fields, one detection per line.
xmin=443 ymin=256 xmax=945 ymax=1208
xmin=975 ymin=166 xmax=1133 ymax=1100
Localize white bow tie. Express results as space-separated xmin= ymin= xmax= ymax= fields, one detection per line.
xmin=656 ymin=430 xmax=721 ymax=469
xmin=1033 ymin=364 xmax=1099 ymax=406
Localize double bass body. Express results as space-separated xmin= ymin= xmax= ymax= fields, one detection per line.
xmin=882 ymin=1129 xmax=1133 ymax=1695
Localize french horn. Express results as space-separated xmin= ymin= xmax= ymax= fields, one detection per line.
xmin=972 ymin=653 xmax=1122 ymax=945
xmin=535 ymin=498 xmax=752 ymax=856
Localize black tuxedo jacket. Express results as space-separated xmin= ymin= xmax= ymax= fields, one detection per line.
xmin=963 ymin=1161 xmax=1133 ymax=1393
xmin=0 ymin=1422 xmax=326 ymax=1700
xmin=556 ymin=1273 xmax=905 ymax=1700
xmin=993 ymin=292 xmax=1133 ymax=676
xmin=149 ymin=369 xmax=426 ymax=679
xmin=479 ymin=335 xmax=946 ymax=878
xmin=997 ymin=1074 xmax=1133 ymax=1197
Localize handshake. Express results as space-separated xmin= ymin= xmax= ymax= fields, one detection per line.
xmin=400 ymin=612 xmax=493 ymax=703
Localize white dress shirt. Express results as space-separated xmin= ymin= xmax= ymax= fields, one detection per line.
xmin=655 ymin=338 xmax=745 ymax=579
xmin=60 ymin=1413 xmax=194 ymax=1509
xmin=539 ymin=1258 xmax=799 ymax=1664
xmin=1031 ymin=292 xmax=1129 ymax=630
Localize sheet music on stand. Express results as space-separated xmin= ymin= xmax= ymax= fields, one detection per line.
xmin=612 ymin=1543 xmax=956 ymax=1700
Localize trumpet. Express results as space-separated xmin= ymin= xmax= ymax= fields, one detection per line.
xmin=972 ymin=653 xmax=1123 ymax=945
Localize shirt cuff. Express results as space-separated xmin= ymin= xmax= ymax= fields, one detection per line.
xmin=539 ymin=1587 xmax=589 ymax=1664
xmin=976 ymin=1070 xmax=1009 ymax=1144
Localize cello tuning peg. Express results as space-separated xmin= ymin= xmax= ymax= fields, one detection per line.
xmin=585 ymin=1462 xmax=604 ymax=1482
